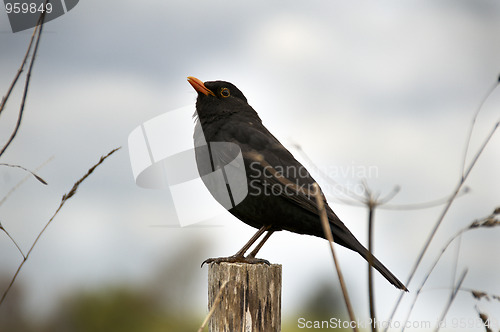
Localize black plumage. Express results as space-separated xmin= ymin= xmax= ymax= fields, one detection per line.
xmin=188 ymin=76 xmax=407 ymax=291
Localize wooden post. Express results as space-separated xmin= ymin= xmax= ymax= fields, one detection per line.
xmin=208 ymin=262 xmax=282 ymax=332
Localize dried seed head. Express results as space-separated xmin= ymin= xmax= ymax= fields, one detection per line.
xmin=472 ymin=290 xmax=490 ymax=301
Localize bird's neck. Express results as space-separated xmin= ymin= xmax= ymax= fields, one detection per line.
xmin=196 ymin=108 xmax=261 ymax=142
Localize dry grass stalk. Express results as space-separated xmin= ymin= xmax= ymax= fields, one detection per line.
xmin=0 ymin=157 xmax=53 ymax=207
xmin=247 ymin=152 xmax=358 ymax=331
xmin=0 ymin=7 xmax=48 ymax=158
xmin=0 ymin=147 xmax=121 ymax=307
xmin=0 ymin=163 xmax=47 ymax=185
xmin=471 ymin=290 xmax=498 ymax=332
xmin=197 ymin=280 xmax=230 ymax=332
xmin=433 ymin=269 xmax=468 ymax=332
xmin=472 ymin=291 xmax=490 ymax=301
xmin=401 ymin=207 xmax=500 ymax=330
xmin=469 ymin=289 xmax=500 ymax=302
xmin=386 ymin=79 xmax=500 ymax=331
xmin=361 ymin=182 xmax=401 ymax=332
xmin=477 ymin=310 xmax=493 ymax=332
xmin=312 ymin=182 xmax=358 ymax=332
xmin=0 ymin=20 xmax=40 ymax=117
xmin=293 ymin=143 xmax=470 ymax=211
xmin=0 ymin=222 xmax=25 ymax=259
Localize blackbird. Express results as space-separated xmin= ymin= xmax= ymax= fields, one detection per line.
xmin=187 ymin=76 xmax=407 ymax=291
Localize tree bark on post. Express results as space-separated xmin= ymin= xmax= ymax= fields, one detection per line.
xmin=208 ymin=262 xmax=282 ymax=332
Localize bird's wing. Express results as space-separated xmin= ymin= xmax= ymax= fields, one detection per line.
xmin=220 ymin=120 xmax=336 ymax=219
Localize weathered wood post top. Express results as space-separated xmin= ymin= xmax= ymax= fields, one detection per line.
xmin=208 ymin=262 xmax=282 ymax=332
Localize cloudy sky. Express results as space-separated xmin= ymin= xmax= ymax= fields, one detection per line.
xmin=1 ymin=0 xmax=500 ymax=330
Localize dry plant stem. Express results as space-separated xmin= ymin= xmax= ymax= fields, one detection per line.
xmin=313 ymin=182 xmax=358 ymax=332
xmin=0 ymin=24 xmax=40 ymax=118
xmin=433 ymin=269 xmax=468 ymax=332
xmin=476 ymin=309 xmax=493 ymax=332
xmin=460 ymin=82 xmax=499 ymax=178
xmin=401 ymin=208 xmax=500 ymax=329
xmin=0 ymin=147 xmax=121 ymax=307
xmin=0 ymin=156 xmax=54 ymax=207
xmin=0 ymin=163 xmax=47 ymax=185
xmin=197 ymin=280 xmax=229 ymax=332
xmin=294 ymin=144 xmax=464 ymax=211
xmin=385 ymin=121 xmax=499 ymax=331
xmin=362 ymin=182 xmax=378 ymax=332
xmin=363 ymin=183 xmax=398 ymax=332
xmin=367 ymin=203 xmax=377 ymax=332
xmin=462 ymin=288 xmax=500 ymax=301
xmin=382 ymin=188 xmax=469 ymax=211
xmin=0 ymin=12 xmax=46 ymax=158
xmin=400 ymin=228 xmax=466 ymax=331
xmin=0 ymin=226 xmax=25 ymax=259
xmin=293 ymin=145 xmax=366 ymax=202
xmin=450 ymin=232 xmax=462 ymax=291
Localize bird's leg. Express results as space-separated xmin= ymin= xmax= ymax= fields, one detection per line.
xmin=246 ymin=230 xmax=274 ymax=259
xmin=202 ymin=225 xmax=272 ymax=266
xmin=233 ymin=225 xmax=271 ymax=256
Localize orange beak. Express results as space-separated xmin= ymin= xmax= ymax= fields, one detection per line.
xmin=187 ymin=76 xmax=215 ymax=96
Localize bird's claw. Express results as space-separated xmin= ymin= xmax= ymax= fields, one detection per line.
xmin=201 ymin=255 xmax=271 ymax=267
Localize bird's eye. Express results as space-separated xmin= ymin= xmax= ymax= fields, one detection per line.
xmin=220 ymin=88 xmax=230 ymax=98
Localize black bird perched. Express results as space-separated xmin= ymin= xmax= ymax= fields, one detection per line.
xmin=187 ymin=76 xmax=407 ymax=291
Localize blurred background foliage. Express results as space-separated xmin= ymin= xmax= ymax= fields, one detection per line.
xmin=0 ymin=245 xmax=349 ymax=331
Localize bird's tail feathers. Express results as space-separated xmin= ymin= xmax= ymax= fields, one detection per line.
xmin=361 ymin=249 xmax=408 ymax=291
xmin=327 ymin=220 xmax=408 ymax=291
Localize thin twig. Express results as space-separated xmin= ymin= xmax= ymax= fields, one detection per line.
xmin=197 ymin=280 xmax=230 ymax=332
xmin=247 ymin=153 xmax=358 ymax=329
xmin=313 ymin=182 xmax=358 ymax=332
xmin=400 ymin=228 xmax=465 ymax=331
xmin=0 ymin=156 xmax=54 ymax=207
xmin=0 ymin=222 xmax=25 ymax=259
xmin=377 ymin=186 xmax=400 ymax=205
xmin=0 ymin=4 xmax=47 ymax=158
xmin=0 ymin=147 xmax=121 ymax=306
xmin=293 ymin=143 xmax=468 ymax=211
xmin=0 ymin=24 xmax=40 ymax=118
xmin=450 ymin=231 xmax=462 ymax=293
xmin=460 ymin=82 xmax=499 ymax=178
xmin=385 ymin=120 xmax=499 ymax=331
xmin=367 ymin=202 xmax=377 ymax=332
xmin=381 ymin=187 xmax=469 ymax=210
xmin=366 ymin=191 xmax=377 ymax=332
xmin=434 ymin=269 xmax=468 ymax=332
xmin=400 ymin=207 xmax=500 ymax=330
xmin=292 ymin=143 xmax=366 ymax=202
xmin=361 ymin=181 xmax=379 ymax=332
xmin=0 ymin=163 xmax=47 ymax=185
xmin=361 ymin=182 xmax=400 ymax=332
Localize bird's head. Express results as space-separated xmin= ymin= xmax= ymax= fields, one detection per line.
xmin=187 ymin=76 xmax=252 ymax=122
xmin=188 ymin=76 xmax=247 ymax=102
